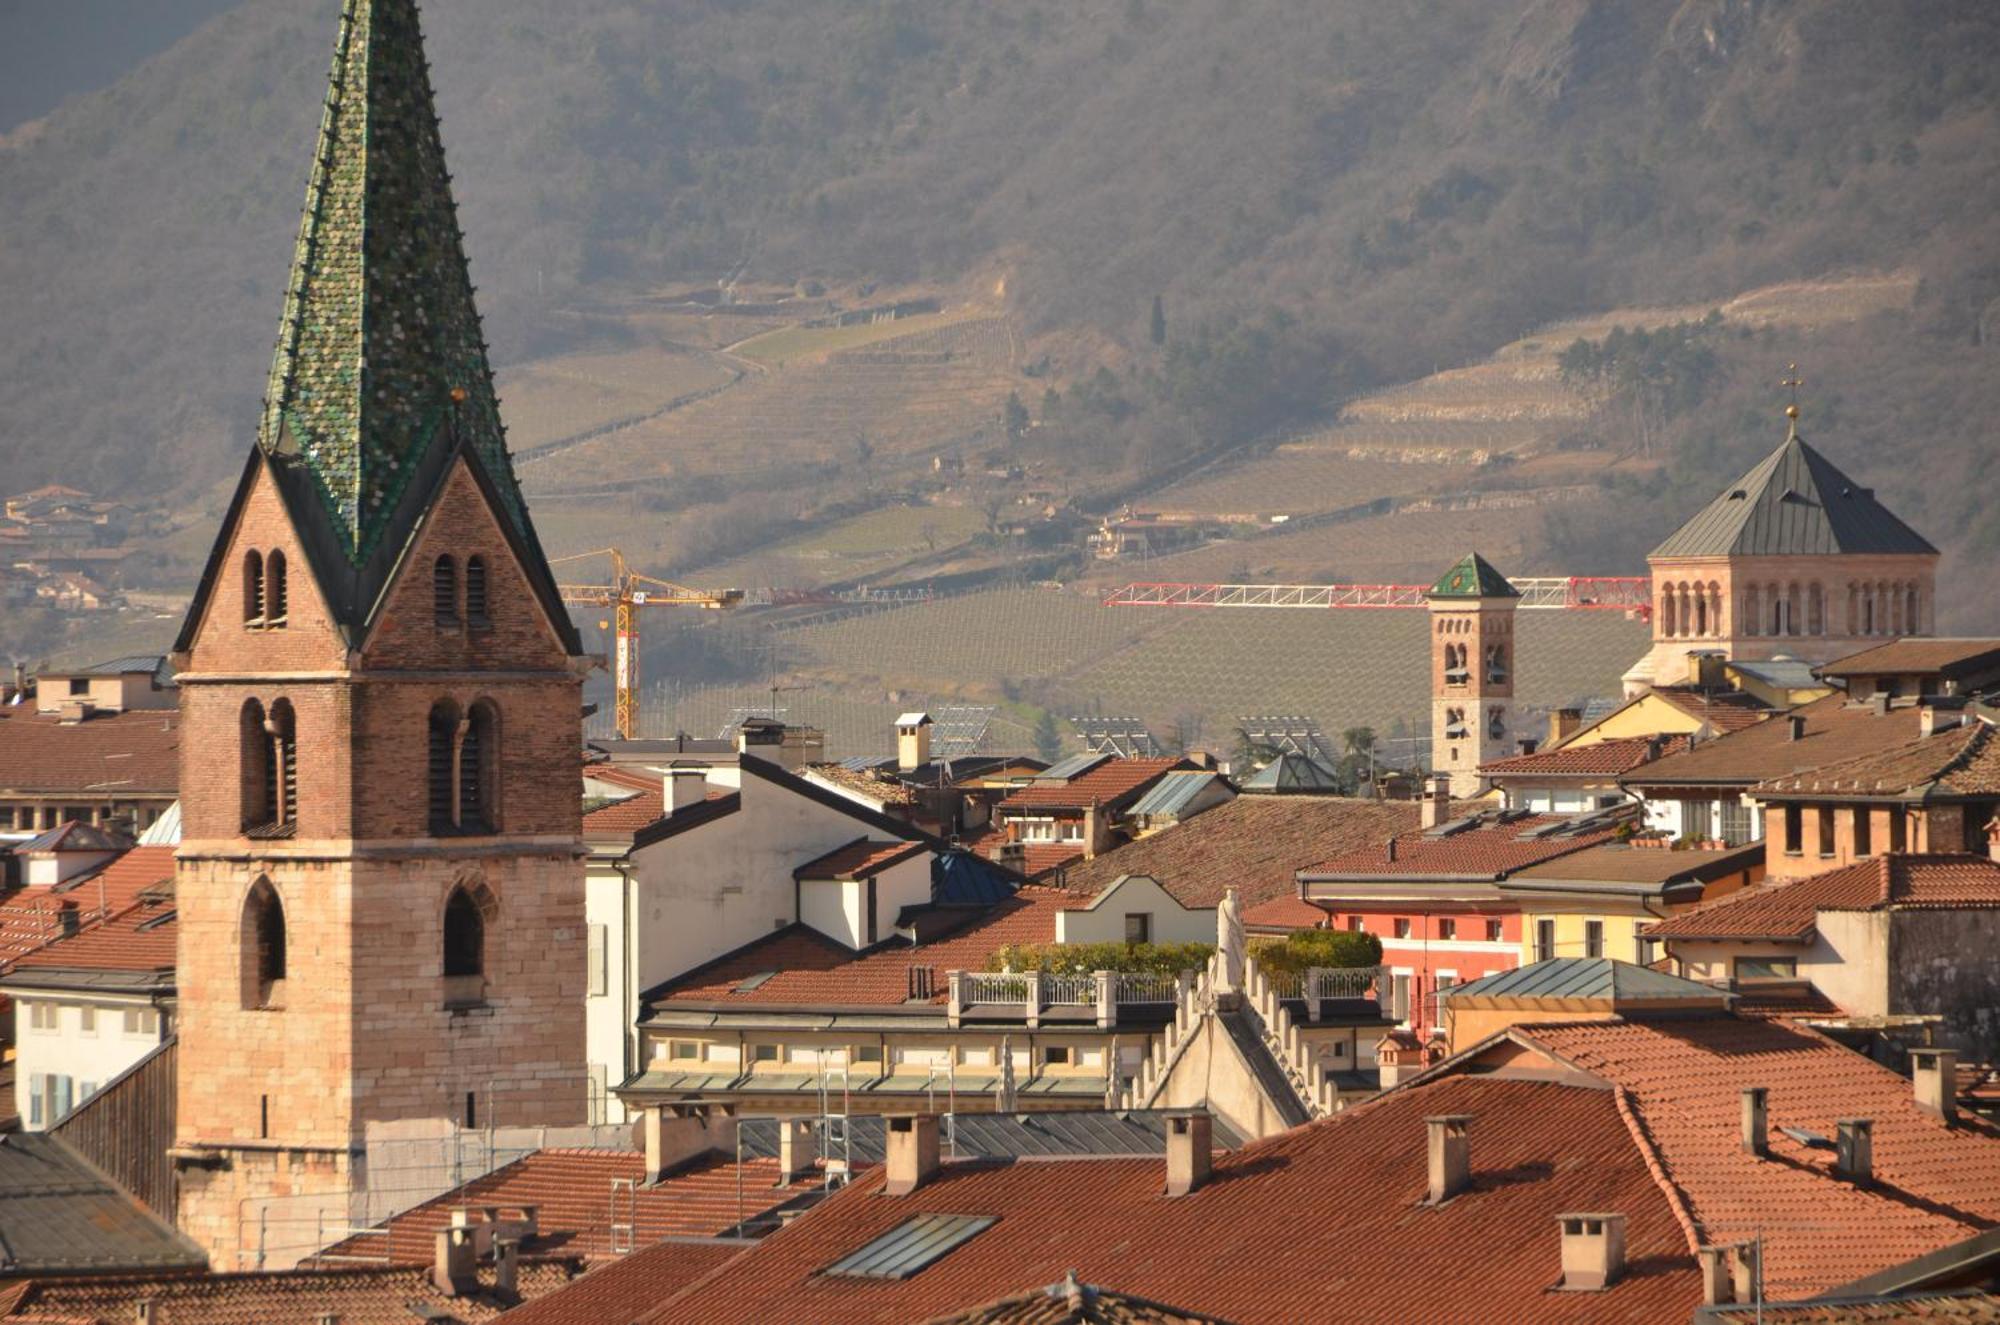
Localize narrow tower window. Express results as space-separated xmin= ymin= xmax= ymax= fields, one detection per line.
xmin=434 ymin=555 xmax=459 ymax=625
xmin=443 ymin=887 xmax=486 ymax=978
xmin=461 ymin=701 xmax=499 ymax=832
xmin=266 ymin=551 xmax=289 ymax=627
xmin=464 ymin=556 xmax=489 ymax=623
xmin=428 ymin=701 xmax=462 ymax=833
xmin=240 ymin=699 xmax=269 ymax=832
xmin=264 ymin=700 xmax=298 ymax=831
xmin=243 ymin=551 xmax=265 ymax=625
xmin=242 ymin=878 xmax=287 ymax=1010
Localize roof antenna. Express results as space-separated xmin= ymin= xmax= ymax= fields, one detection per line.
xmin=1780 ymin=364 xmax=1804 ymax=441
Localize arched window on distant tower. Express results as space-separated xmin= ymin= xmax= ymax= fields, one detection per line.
xmin=242 ymin=878 xmax=287 ymax=1010
xmin=443 ymin=887 xmax=486 ymax=978
xmin=265 ymin=551 xmax=288 ymax=627
xmin=264 ymin=700 xmax=298 ymax=831
xmin=428 ymin=700 xmax=461 ymax=834
xmin=427 ymin=699 xmax=500 ymax=835
xmin=243 ymin=551 xmax=265 ymax=625
xmin=434 ymin=555 xmax=459 ymax=625
xmin=464 ymin=556 xmax=489 ymax=624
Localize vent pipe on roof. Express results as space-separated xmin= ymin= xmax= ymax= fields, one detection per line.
xmin=1912 ymin=1049 xmax=1958 ymax=1124
xmin=1556 ymin=1212 xmax=1626 ymax=1291
xmin=1740 ymin=1087 xmax=1768 ymax=1157
xmin=1835 ymin=1118 xmax=1873 ymax=1182
xmin=1424 ymin=1115 xmax=1472 ymax=1204
xmin=1165 ymin=1109 xmax=1213 ymax=1197
xmin=885 ymin=1114 xmax=941 ymax=1195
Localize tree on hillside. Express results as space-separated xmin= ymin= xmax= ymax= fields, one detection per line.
xmin=1558 ymin=315 xmax=1722 ymax=457
xmin=1032 ymin=709 xmax=1063 ymax=763
xmin=1003 ymin=391 xmax=1030 ymax=442
xmin=1150 ymin=293 xmax=1167 ymax=347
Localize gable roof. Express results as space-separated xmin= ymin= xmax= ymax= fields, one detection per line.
xmin=1481 ymin=733 xmax=1692 ymax=778
xmin=1495 ymin=1017 xmax=2000 ymax=1299
xmin=1626 ymin=692 xmax=1925 ymax=788
xmin=615 ymin=1074 xmax=1703 ymax=1323
xmin=1753 ymin=717 xmax=2000 ymax=800
xmin=0 ymin=1132 xmax=206 ymax=1277
xmin=1440 ymin=957 xmax=1727 ymax=1006
xmin=1000 ymin=759 xmax=1188 ymax=813
xmin=0 ymin=708 xmax=179 ymax=797
xmin=1818 ymin=638 xmax=2000 ymax=682
xmin=1128 ymin=771 xmax=1226 ymax=817
xmin=921 ymin=1278 xmax=1226 ymax=1324
xmin=796 ymin=840 xmax=928 ymax=881
xmin=0 ymin=847 xmax=178 ymax=973
xmin=1651 ymin=431 xmax=1936 ymax=560
xmin=1426 ymin=551 xmax=1518 ymax=599
xmin=1058 ymin=797 xmax=1422 ymax=909
xmin=1300 ymin=811 xmax=1627 ymax=883
xmin=1644 ymin=853 xmax=2000 ymax=942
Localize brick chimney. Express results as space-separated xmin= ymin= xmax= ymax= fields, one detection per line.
xmin=1740 ymin=1087 xmax=1768 ymax=1157
xmin=432 ymin=1226 xmax=478 ymax=1296
xmin=663 ymin=766 xmax=707 ymax=816
xmin=1516 ymin=737 xmax=1539 ymax=757
xmin=1556 ymin=1212 xmax=1626 ymax=1290
xmin=1912 ymin=1048 xmax=1958 ymax=1123
xmin=776 ymin=1117 xmax=818 ymax=1182
xmin=1420 ymin=774 xmax=1451 ymax=829
xmin=1083 ymin=802 xmax=1106 ymax=859
xmin=884 ymin=1114 xmax=941 ymax=1195
xmin=1164 ymin=1109 xmax=1213 ymax=1197
xmin=1835 ymin=1118 xmax=1873 ymax=1182
xmin=1424 ymin=1115 xmax=1472 ymax=1204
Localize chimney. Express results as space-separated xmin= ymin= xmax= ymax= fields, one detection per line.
xmin=663 ymin=766 xmax=707 ymax=816
xmin=1516 ymin=737 xmax=1539 ymax=757
xmin=642 ymin=1105 xmax=717 ymax=1185
xmin=1740 ymin=1087 xmax=1768 ymax=1157
xmin=1549 ymin=708 xmax=1583 ymax=746
xmin=135 ymin=1304 xmax=155 ymax=1325
xmin=884 ymin=1114 xmax=941 ymax=1195
xmin=1786 ymin=714 xmax=1807 ymax=742
xmin=1986 ymin=815 xmax=2000 ymax=865
xmin=1919 ymin=704 xmax=1959 ymax=738
xmin=1424 ymin=1115 xmax=1472 ymax=1204
xmin=59 ymin=699 xmax=95 ymax=725
xmin=1697 ymin=1246 xmax=1734 ymax=1306
xmin=776 ymin=1117 xmax=818 ymax=1182
xmin=1693 ymin=652 xmax=1726 ymax=691
xmin=1555 ymin=1213 xmax=1626 ymax=1291
xmin=1082 ymin=803 xmax=1105 ymax=860
xmin=493 ymin=1236 xmax=520 ymax=1297
xmin=433 ymin=1226 xmax=478 ymax=1296
xmin=1731 ymin=1240 xmax=1760 ymax=1305
xmin=897 ymin=714 xmax=933 ymax=772
xmin=1164 ymin=1109 xmax=1213 ymax=1197
xmin=1420 ymin=774 xmax=1451 ymax=829
xmin=1869 ymin=692 xmax=1891 ymax=717
xmin=1386 ymin=836 xmax=1399 ymax=863
xmin=1835 ymin=1119 xmax=1873 ymax=1182
xmin=1912 ymin=1048 xmax=1958 ymax=1123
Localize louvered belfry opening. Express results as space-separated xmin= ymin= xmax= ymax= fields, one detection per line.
xmin=464 ymin=556 xmax=488 ymax=622
xmin=428 ymin=700 xmax=460 ymax=833
xmin=434 ymin=555 xmax=459 ymax=624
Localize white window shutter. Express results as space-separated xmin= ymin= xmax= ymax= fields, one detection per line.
xmin=53 ymin=1076 xmax=72 ymax=1120
xmin=28 ymin=1075 xmax=45 ymax=1126
xmin=587 ymin=924 xmax=607 ymax=998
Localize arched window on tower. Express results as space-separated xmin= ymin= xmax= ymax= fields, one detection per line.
xmin=1486 ymin=643 xmax=1508 ymax=684
xmin=1444 ymin=643 xmax=1468 ymax=686
xmin=428 ymin=700 xmax=461 ymax=834
xmin=1444 ymin=707 xmax=1469 ymax=739
xmin=242 ymin=878 xmax=287 ymax=1010
xmin=443 ymin=888 xmax=486 ymax=977
xmin=434 ymin=555 xmax=459 ymax=626
xmin=1661 ymin=588 xmax=1677 ymax=639
xmin=464 ymin=556 xmax=489 ymax=625
xmin=243 ymin=551 xmax=265 ymax=625
xmin=1906 ymin=584 xmax=1921 ymax=636
xmin=240 ymin=699 xmax=268 ymax=831
xmin=265 ymin=700 xmax=298 ymax=832
xmin=1807 ymin=583 xmax=1824 ymax=636
xmin=1487 ymin=705 xmax=1507 ymax=741
xmin=460 ymin=701 xmax=499 ymax=833
xmin=266 ymin=551 xmax=288 ymax=627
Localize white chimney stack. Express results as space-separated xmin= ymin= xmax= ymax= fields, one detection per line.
xmin=897 ymin=713 xmax=933 ymax=772
xmin=663 ymin=765 xmax=707 ymax=816
xmin=1556 ymin=1212 xmax=1626 ymax=1291
xmin=1420 ymin=774 xmax=1451 ymax=829
xmin=1425 ymin=1114 xmax=1472 ymax=1204
xmin=1164 ymin=1110 xmax=1213 ymax=1197
xmin=884 ymin=1114 xmax=941 ymax=1195
xmin=1912 ymin=1048 xmax=1958 ymax=1123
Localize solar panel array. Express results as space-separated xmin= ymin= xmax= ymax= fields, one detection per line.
xmin=1237 ymin=714 xmax=1332 ymax=762
xmin=1070 ymin=716 xmax=1159 ymax=758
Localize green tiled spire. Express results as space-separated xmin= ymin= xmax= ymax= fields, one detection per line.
xmin=261 ymin=0 xmax=526 ymax=564
xmin=1427 ymin=552 xmax=1519 ymax=600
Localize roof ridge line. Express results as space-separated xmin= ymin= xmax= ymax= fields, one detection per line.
xmin=1610 ymin=1082 xmax=1705 ymax=1257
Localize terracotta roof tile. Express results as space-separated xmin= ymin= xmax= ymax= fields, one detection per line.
xmin=1651 ymin=687 xmax=1774 ymax=733
xmin=1509 ymin=842 xmax=1761 ymax=887
xmin=325 ymin=1149 xmax=807 ymax=1265
xmin=797 ymin=840 xmax=928 ymax=880
xmin=1755 ymin=718 xmax=2000 ymax=798
xmin=1646 ymin=854 xmax=2000 ymax=941
xmin=1301 ymin=813 xmax=1625 ymax=880
xmin=495 ymin=1238 xmax=752 ymax=1325
xmin=0 ymin=709 xmax=179 ymax=796
xmin=999 ymin=760 xmax=1187 ymax=812
xmin=1817 ymin=638 xmax=2000 ymax=679
xmin=807 ymin=764 xmax=922 ymax=807
xmin=1 ymin=1261 xmax=577 ymax=1324
xmin=625 ymin=1075 xmax=1703 ymax=1324
xmin=655 ymin=888 xmax=1073 ymax=1008
xmin=1239 ymin=894 xmax=1331 ymax=931
xmin=1059 ymin=797 xmax=1422 ymax=909
xmin=582 ymin=767 xmax=731 ymax=837
xmin=921 ymin=1279 xmax=1224 ymax=1324
xmin=1481 ymin=733 xmax=1692 ymax=778
xmin=1513 ymin=1017 xmax=2000 ymax=1298
xmin=0 ymin=847 xmax=177 ymax=970
xmin=1630 ymin=693 xmax=1926 ymax=788
xmin=1704 ymin=1292 xmax=2000 ymax=1322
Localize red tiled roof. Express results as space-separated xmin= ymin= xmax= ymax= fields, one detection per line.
xmin=806 ymin=763 xmax=922 ymax=807
xmin=1726 ymin=983 xmax=1846 ymax=1019
xmin=9 ymin=891 xmax=175 ymax=977
xmin=496 ymin=1238 xmax=751 ymax=1325
xmin=1754 ymin=718 xmax=2000 ymax=798
xmin=656 ymin=889 xmax=1073 ymax=1008
xmin=1646 ymin=854 xmax=2000 ymax=941
xmin=623 ymin=1075 xmax=1703 ymax=1324
xmin=582 ymin=766 xmax=730 ymax=836
xmin=326 ymin=1149 xmax=806 ymax=1265
xmin=0 ymin=847 xmax=176 ymax=970
xmin=1301 ymin=813 xmax=1624 ymax=880
xmin=1629 ymin=692 xmax=1926 ymax=788
xmin=797 ymin=839 xmax=927 ymax=880
xmin=999 ymin=760 xmax=1186 ymax=812
xmin=0 ymin=1261 xmax=577 ymax=1324
xmin=0 ymin=709 xmax=180 ymax=795
xmin=1706 ymin=1293 xmax=2000 ymax=1323
xmin=921 ymin=1280 xmax=1223 ymax=1324
xmin=958 ymin=827 xmax=1084 ymax=882
xmin=1481 ymin=734 xmax=1692 ymax=778
xmin=1512 ymin=1017 xmax=2000 ymax=1298
xmin=1240 ymin=895 xmax=1331 ymax=931
xmin=1651 ymin=686 xmax=1774 ymax=733
xmin=1058 ymin=797 xmax=1425 ymax=909
xmin=1817 ymin=638 xmax=2000 ymax=679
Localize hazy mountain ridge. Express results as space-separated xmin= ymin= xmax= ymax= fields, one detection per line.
xmin=2 ymin=0 xmax=1998 ymax=530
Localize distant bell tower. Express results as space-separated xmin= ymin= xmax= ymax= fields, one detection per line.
xmin=1427 ymin=553 xmax=1520 ymax=798
xmin=167 ymin=0 xmax=591 ymax=1270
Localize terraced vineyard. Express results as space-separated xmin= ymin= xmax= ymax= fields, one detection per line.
xmin=1145 ymin=453 xmax=1439 ymax=519
xmin=497 ymin=348 xmax=738 ymax=451
xmin=692 ymin=503 xmax=992 ymax=591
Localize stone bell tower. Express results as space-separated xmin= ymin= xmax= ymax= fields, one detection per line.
xmin=168 ymin=0 xmax=591 ymax=1269
xmin=1427 ymin=553 xmax=1520 ymax=798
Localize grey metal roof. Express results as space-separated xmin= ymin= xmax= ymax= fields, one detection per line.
xmin=1240 ymin=752 xmax=1342 ymax=794
xmin=826 ymin=1212 xmax=997 ymax=1279
xmin=0 ymin=1132 xmax=207 ymax=1275
xmin=1651 ymin=433 xmax=1937 ymax=560
xmin=1726 ymin=657 xmax=1825 ymax=690
xmin=1442 ymin=957 xmax=1728 ymax=1004
xmin=1037 ymin=753 xmax=1113 ymax=782
xmin=1130 ymin=770 xmax=1223 ymax=817
xmin=732 ymin=1109 xmax=1239 ymax=1162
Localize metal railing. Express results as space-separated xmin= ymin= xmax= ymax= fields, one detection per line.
xmin=1113 ymin=972 xmax=1179 ymax=1004
xmin=1041 ymin=974 xmax=1095 ymax=1006
xmin=958 ymin=972 xmax=1030 ymax=1005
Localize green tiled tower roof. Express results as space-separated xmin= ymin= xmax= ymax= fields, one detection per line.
xmin=261 ymin=0 xmax=527 ymax=565
xmin=1427 ymin=552 xmax=1519 ymax=600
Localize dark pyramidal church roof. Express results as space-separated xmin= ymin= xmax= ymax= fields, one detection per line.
xmin=1427 ymin=552 xmax=1519 ymax=600
xmin=1651 ymin=427 xmax=1937 ymax=561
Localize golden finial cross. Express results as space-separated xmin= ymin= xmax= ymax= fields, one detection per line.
xmin=1780 ymin=364 xmax=1804 ymax=435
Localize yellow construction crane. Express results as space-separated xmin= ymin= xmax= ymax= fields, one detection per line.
xmin=552 ymin=548 xmax=743 ymax=740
